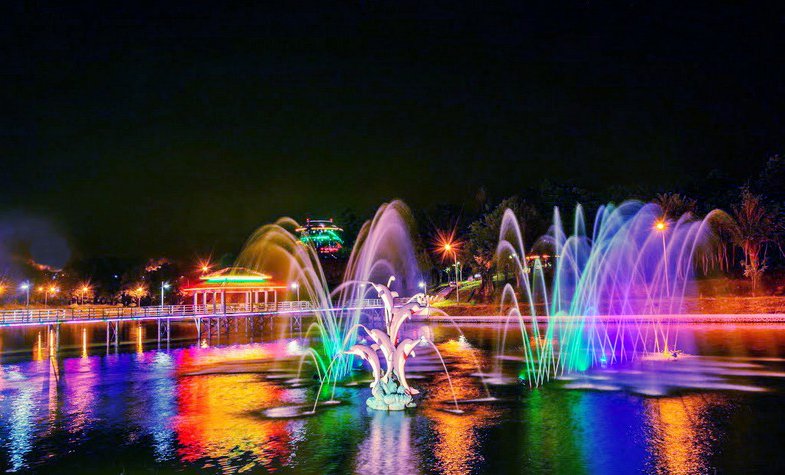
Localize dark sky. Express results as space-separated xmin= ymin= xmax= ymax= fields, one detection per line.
xmin=2 ymin=1 xmax=784 ymax=260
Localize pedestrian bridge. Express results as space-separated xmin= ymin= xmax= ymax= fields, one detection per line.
xmin=0 ymin=299 xmax=384 ymax=328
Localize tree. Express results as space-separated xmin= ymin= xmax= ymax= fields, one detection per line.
xmin=466 ymin=197 xmax=540 ymax=300
xmin=753 ymin=154 xmax=785 ymax=260
xmin=730 ymin=186 xmax=777 ymax=290
xmin=654 ymin=192 xmax=697 ymax=220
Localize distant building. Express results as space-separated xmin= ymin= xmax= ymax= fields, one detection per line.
xmin=296 ymin=218 xmax=344 ymax=256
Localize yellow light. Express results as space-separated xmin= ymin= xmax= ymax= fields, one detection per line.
xmin=81 ymin=286 xmax=90 ymax=293
xmin=198 ymin=259 xmax=213 ymax=274
xmin=433 ymin=228 xmax=462 ymax=262
xmin=655 ymin=221 xmax=666 ymax=231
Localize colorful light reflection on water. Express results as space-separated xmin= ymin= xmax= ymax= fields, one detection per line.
xmin=0 ymin=322 xmax=784 ymax=473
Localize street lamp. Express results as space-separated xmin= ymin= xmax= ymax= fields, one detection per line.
xmin=44 ymin=286 xmax=58 ymax=308
xmin=80 ymin=285 xmax=90 ymax=305
xmin=135 ymin=286 xmax=145 ymax=307
xmin=291 ymin=282 xmax=300 ymax=301
xmin=654 ymin=219 xmax=670 ymax=296
xmin=436 ymin=235 xmax=461 ymax=303
xmin=418 ymin=281 xmax=428 ymax=315
xmin=452 ymin=259 xmax=461 ymax=303
xmin=20 ymin=282 xmax=30 ymax=308
xmin=198 ymin=259 xmax=212 ymax=274
xmin=160 ymin=282 xmax=170 ymax=309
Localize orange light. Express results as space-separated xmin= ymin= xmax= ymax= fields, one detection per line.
xmin=81 ymin=286 xmax=90 ymax=293
xmin=655 ymin=220 xmax=666 ymax=231
xmin=433 ymin=228 xmax=462 ymax=262
xmin=197 ymin=259 xmax=213 ymax=274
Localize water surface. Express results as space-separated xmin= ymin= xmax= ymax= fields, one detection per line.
xmin=1 ymin=320 xmax=784 ymax=474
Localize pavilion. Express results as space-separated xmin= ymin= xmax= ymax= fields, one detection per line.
xmin=183 ymin=267 xmax=288 ymax=311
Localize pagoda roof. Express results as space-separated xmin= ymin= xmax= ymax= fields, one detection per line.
xmin=182 ymin=267 xmax=287 ymax=292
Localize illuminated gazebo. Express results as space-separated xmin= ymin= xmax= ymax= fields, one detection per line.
xmin=183 ymin=267 xmax=288 ymax=310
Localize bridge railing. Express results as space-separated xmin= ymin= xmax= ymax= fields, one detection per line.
xmin=0 ymin=299 xmax=385 ymax=326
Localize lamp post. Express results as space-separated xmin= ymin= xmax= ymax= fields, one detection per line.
xmin=291 ymin=282 xmax=300 ymax=301
xmin=20 ymin=282 xmax=30 ymax=308
xmin=655 ymin=220 xmax=670 ymax=297
xmin=451 ymin=260 xmax=460 ymax=303
xmin=43 ymin=286 xmax=58 ymax=308
xmin=160 ymin=282 xmax=170 ymax=309
xmin=80 ymin=285 xmax=90 ymax=305
xmin=418 ymin=281 xmax=428 ymax=315
xmin=441 ymin=242 xmax=460 ymax=303
xmin=135 ymin=286 xmax=144 ymax=308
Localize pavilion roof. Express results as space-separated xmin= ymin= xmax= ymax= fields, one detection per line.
xmin=182 ymin=267 xmax=287 ymax=292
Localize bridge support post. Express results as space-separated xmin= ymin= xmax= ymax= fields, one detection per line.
xmin=47 ymin=324 xmax=60 ymax=355
xmin=157 ymin=319 xmax=171 ymax=347
xmin=105 ymin=321 xmax=119 ymax=351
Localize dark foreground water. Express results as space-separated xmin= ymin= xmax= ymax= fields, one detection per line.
xmin=1 ymin=319 xmax=785 ymax=474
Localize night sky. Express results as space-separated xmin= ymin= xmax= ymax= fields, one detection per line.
xmin=2 ymin=2 xmax=784 ymax=261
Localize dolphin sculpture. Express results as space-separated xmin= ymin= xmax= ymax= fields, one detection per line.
xmin=371 ymin=283 xmax=397 ymax=330
xmin=392 ymin=338 xmax=420 ymax=395
xmin=389 ymin=307 xmax=416 ymax=345
xmin=366 ymin=328 xmax=394 ymax=382
xmin=388 ymin=293 xmax=426 ymax=344
xmin=345 ymin=344 xmax=383 ymax=388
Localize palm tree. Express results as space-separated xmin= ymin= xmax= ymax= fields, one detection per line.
xmin=654 ymin=192 xmax=697 ymax=220
xmin=730 ymin=186 xmax=776 ymax=290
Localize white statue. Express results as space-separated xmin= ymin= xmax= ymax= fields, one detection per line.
xmin=392 ymin=338 xmax=420 ymax=395
xmin=347 ymin=281 xmax=427 ymax=410
xmin=345 ymin=344 xmax=383 ymax=388
xmin=366 ymin=328 xmax=394 ymax=383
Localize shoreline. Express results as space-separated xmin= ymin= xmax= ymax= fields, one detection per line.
xmin=414 ymin=313 xmax=785 ymax=324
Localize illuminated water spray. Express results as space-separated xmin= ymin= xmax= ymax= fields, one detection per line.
xmin=236 ymin=200 xmax=424 ymax=384
xmin=497 ymin=201 xmax=726 ymax=385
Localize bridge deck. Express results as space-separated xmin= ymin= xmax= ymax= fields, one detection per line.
xmin=0 ymin=300 xmax=383 ymax=327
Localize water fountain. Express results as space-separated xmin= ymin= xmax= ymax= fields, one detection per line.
xmin=239 ymin=201 xmax=457 ymax=415
xmin=246 ymin=198 xmax=735 ymax=416
xmin=495 ymin=200 xmax=727 ymax=386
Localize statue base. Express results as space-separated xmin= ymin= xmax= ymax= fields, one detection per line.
xmin=366 ymin=377 xmax=417 ymax=411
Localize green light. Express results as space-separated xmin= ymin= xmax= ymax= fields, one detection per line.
xmin=204 ymin=276 xmax=268 ymax=283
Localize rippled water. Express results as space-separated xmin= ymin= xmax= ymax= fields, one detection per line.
xmin=1 ymin=319 xmax=785 ymax=474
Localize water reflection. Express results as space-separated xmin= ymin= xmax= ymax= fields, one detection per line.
xmin=645 ymin=394 xmax=724 ymax=475
xmin=0 ymin=322 xmax=782 ymax=473
xmin=356 ymin=410 xmax=417 ymax=474
xmin=7 ymin=385 xmax=35 ymax=472
xmin=174 ymin=372 xmax=294 ymax=467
